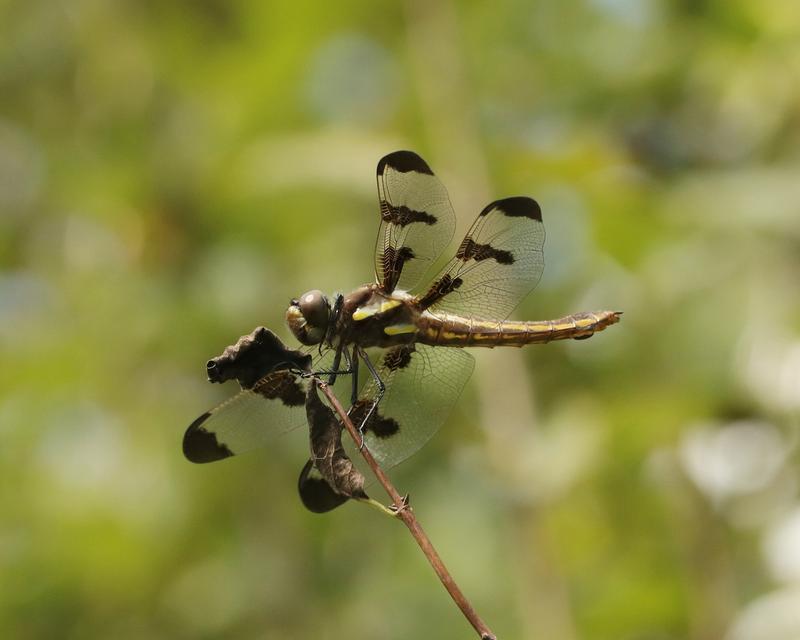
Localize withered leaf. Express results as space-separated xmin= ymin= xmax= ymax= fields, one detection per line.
xmin=299 ymin=379 xmax=368 ymax=513
xmin=206 ymin=326 xmax=312 ymax=389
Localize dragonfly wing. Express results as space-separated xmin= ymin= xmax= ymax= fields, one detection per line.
xmin=418 ymin=197 xmax=545 ymax=321
xmin=375 ymin=151 xmax=457 ymax=294
xmin=344 ymin=344 xmax=475 ymax=471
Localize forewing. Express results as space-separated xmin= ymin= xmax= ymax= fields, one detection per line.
xmin=375 ymin=151 xmax=456 ymax=293
xmin=183 ymin=370 xmax=309 ymax=463
xmin=419 ymin=197 xmax=545 ymax=321
xmin=183 ymin=349 xmax=350 ymax=464
xmin=345 ymin=344 xmax=475 ymax=471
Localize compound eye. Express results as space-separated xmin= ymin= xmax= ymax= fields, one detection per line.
xmin=298 ymin=290 xmax=330 ymax=330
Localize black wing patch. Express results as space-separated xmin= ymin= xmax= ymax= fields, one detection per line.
xmin=183 ymin=412 xmax=233 ymax=463
xmin=420 ymin=196 xmax=545 ymax=320
xmin=375 ymin=151 xmax=456 ymax=294
xmin=298 ymin=460 xmax=350 ymax=513
xmin=349 ymin=399 xmax=400 ymax=439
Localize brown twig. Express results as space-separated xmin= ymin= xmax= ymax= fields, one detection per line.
xmin=317 ymin=381 xmax=497 ymax=640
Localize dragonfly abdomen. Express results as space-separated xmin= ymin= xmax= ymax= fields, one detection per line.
xmin=418 ymin=310 xmax=621 ymax=347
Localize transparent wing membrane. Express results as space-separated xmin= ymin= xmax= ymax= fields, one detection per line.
xmin=345 ymin=344 xmax=475 ymax=472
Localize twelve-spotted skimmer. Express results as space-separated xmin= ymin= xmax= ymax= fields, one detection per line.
xmin=184 ymin=151 xmax=620 ymax=511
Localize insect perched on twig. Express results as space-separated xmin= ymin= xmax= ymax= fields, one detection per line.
xmin=184 ymin=150 xmax=621 ymax=512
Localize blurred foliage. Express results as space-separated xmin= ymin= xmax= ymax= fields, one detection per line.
xmin=2 ymin=0 xmax=800 ymax=639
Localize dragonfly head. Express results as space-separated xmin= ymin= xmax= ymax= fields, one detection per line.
xmin=286 ymin=289 xmax=331 ymax=345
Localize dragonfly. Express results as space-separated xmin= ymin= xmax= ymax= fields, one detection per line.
xmin=183 ymin=151 xmax=621 ymax=512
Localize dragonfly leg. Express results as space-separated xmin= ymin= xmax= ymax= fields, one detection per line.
xmin=353 ymin=347 xmax=386 ymax=450
xmin=301 ymin=343 xmax=355 ymax=381
xmin=350 ymin=345 xmax=360 ymax=406
xmin=326 ymin=342 xmax=344 ymax=385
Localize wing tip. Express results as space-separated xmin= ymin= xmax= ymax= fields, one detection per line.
xmin=183 ymin=412 xmax=234 ymax=464
xmin=297 ymin=460 xmax=351 ymax=513
xmin=377 ymin=150 xmax=434 ymax=176
xmin=481 ymin=196 xmax=542 ymax=221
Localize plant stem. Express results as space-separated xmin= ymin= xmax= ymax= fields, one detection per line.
xmin=317 ymin=381 xmax=497 ymax=640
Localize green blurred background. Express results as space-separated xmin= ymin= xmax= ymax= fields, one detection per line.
xmin=2 ymin=1 xmax=800 ymax=638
